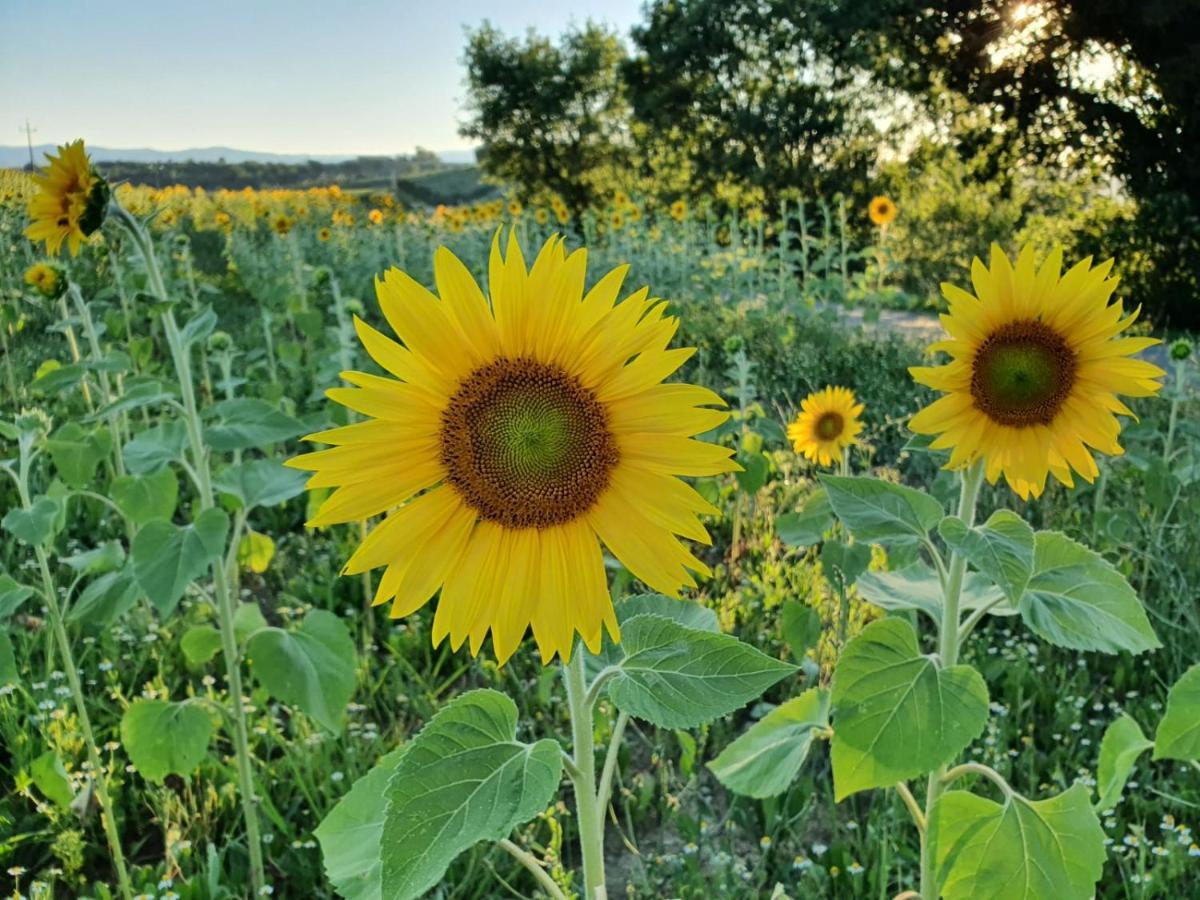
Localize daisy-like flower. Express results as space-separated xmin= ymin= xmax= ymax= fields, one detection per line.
xmin=288 ymin=232 xmax=736 ymax=664
xmin=868 ymin=195 xmax=897 ymax=227
xmin=909 ymin=245 xmax=1165 ymax=499
xmin=787 ymin=386 xmax=864 ymax=467
xmin=25 ymin=140 xmax=109 ymax=256
xmin=24 ymin=262 xmax=63 ymax=299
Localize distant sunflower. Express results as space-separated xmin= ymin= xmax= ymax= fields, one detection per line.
xmin=272 ymin=214 xmax=293 ymax=236
xmin=670 ymin=199 xmax=688 ymax=223
xmin=318 ymin=227 xmax=331 ymax=242
xmin=288 ymin=232 xmax=736 ymax=664
xmin=25 ymin=140 xmax=109 ymax=257
xmin=868 ymin=196 xmax=896 ymax=227
xmin=24 ymin=262 xmax=63 ymax=299
xmin=368 ymin=208 xmax=384 ymax=225
xmin=788 ymin=386 xmax=864 ymax=467
xmin=910 ymin=244 xmax=1165 ymax=499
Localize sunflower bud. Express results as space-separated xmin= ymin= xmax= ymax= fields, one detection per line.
xmin=23 ymin=262 xmax=66 ymax=300
xmin=1170 ymin=339 xmax=1193 ymax=362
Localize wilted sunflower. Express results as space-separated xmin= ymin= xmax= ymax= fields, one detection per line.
xmin=910 ymin=244 xmax=1164 ymax=499
xmin=868 ymin=195 xmax=896 ymax=227
xmin=25 ymin=140 xmax=109 ymax=256
xmin=788 ymin=386 xmax=864 ymax=467
xmin=288 ymin=232 xmax=736 ymax=663
xmin=24 ymin=262 xmax=63 ymax=299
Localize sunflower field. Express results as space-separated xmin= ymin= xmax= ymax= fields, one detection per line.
xmin=1 ymin=141 xmax=1199 ymax=900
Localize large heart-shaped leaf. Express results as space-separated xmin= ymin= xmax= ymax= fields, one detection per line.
xmin=939 ymin=510 xmax=1035 ymax=604
xmin=0 ymin=574 xmax=35 ymax=619
xmin=205 ymin=398 xmax=305 ymax=451
xmin=31 ymin=751 xmax=74 ymax=808
xmin=246 ymin=609 xmax=356 ymax=733
xmin=820 ymin=475 xmax=944 ymax=544
xmin=605 ymin=613 xmax=796 ymax=729
xmin=1018 ymin=531 xmax=1159 ymax=655
xmin=585 ymin=593 xmax=719 ymax=677
xmin=1096 ymin=715 xmax=1153 ymax=811
xmin=214 ymin=458 xmax=308 ymax=510
xmin=131 ymin=508 xmax=229 ymax=616
xmin=929 ymin=784 xmax=1105 ymax=900
xmin=855 ymin=564 xmax=1012 ymax=625
xmin=830 ymin=617 xmax=988 ymax=799
xmin=123 ymin=422 xmax=188 ymax=475
xmin=2 ymin=497 xmax=62 ymax=547
xmin=68 ymin=564 xmax=142 ymax=627
xmin=379 ymin=690 xmax=562 ymax=900
xmin=45 ymin=422 xmax=111 ymax=487
xmin=111 ymin=469 xmax=178 ymax=526
xmin=1154 ymin=664 xmax=1200 ymax=761
xmin=709 ymin=687 xmax=830 ymax=798
xmin=120 ymin=699 xmax=215 ymax=783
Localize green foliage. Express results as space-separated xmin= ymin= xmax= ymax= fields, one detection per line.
xmin=120 ymin=699 xmax=215 ymax=783
xmin=110 ymin=469 xmax=178 ymax=525
xmin=1095 ymin=715 xmax=1153 ymax=812
xmin=1154 ymin=664 xmax=1200 ymax=762
xmin=131 ymin=508 xmax=230 ymax=616
xmin=819 ymin=475 xmax=943 ymax=544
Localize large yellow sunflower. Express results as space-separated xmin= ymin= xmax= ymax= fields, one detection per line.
xmin=25 ymin=140 xmax=109 ymax=257
xmin=288 ymin=232 xmax=736 ymax=664
xmin=788 ymin=386 xmax=864 ymax=467
xmin=910 ymin=244 xmax=1165 ymax=500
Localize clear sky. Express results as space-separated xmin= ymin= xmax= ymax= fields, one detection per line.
xmin=0 ymin=0 xmax=645 ymax=156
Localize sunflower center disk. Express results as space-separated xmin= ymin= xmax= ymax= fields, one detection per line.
xmin=440 ymin=358 xmax=618 ymax=529
xmin=815 ymin=412 xmax=844 ymax=441
xmin=971 ymin=320 xmax=1076 ymax=426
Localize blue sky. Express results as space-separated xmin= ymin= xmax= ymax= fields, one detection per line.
xmin=0 ymin=0 xmax=644 ymax=155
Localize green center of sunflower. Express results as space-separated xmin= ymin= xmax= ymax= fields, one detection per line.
xmin=971 ymin=320 xmax=1076 ymax=427
xmin=815 ymin=412 xmax=844 ymax=441
xmin=440 ymin=357 xmax=618 ymax=528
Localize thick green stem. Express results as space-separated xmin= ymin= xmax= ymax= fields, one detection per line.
xmin=563 ymin=650 xmax=607 ymax=900
xmin=69 ymin=285 xmax=127 ymax=480
xmin=16 ymin=456 xmax=132 ymax=899
xmin=920 ymin=461 xmax=984 ymax=900
xmin=112 ymin=203 xmax=266 ymax=891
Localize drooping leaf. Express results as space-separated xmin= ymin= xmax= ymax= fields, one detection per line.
xmin=379 ymin=690 xmax=562 ymax=900
xmin=709 ymin=687 xmax=830 ymax=798
xmin=1018 ymin=531 xmax=1159 ymax=655
xmin=181 ymin=625 xmax=223 ymax=666
xmin=316 ymin=746 xmax=409 ymax=900
xmin=830 ymin=618 xmax=988 ymax=800
xmin=131 ymin=508 xmax=230 ymax=616
xmin=214 ymin=458 xmax=308 ymax=510
xmin=205 ymin=398 xmax=305 ymax=452
xmin=1096 ymin=715 xmax=1153 ymax=811
xmin=820 ymin=475 xmax=944 ymax=544
xmin=120 ymin=699 xmax=214 ymax=783
xmin=775 ymin=490 xmax=834 ymax=547
xmin=0 ymin=574 xmax=36 ymax=619
xmin=939 ymin=510 xmax=1035 ymax=604
xmin=929 ymin=784 xmax=1106 ymax=900
xmin=68 ymin=564 xmax=142 ymax=627
xmin=2 ymin=496 xmax=62 ymax=547
xmin=605 ymin=613 xmax=795 ymax=729
xmin=246 ymin=609 xmax=356 ymax=733
xmin=855 ymin=564 xmax=1012 ymax=625
xmin=31 ymin=751 xmax=74 ymax=808
xmin=45 ymin=422 xmax=111 ymax=488
xmin=1154 ymin=664 xmax=1200 ymax=761
xmin=123 ymin=422 xmax=188 ymax=475
xmin=111 ymin=469 xmax=178 ymax=525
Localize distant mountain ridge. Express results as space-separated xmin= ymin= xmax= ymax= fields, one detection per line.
xmin=0 ymin=144 xmax=476 ymax=168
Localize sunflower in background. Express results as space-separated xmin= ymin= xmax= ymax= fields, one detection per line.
xmin=24 ymin=262 xmax=64 ymax=299
xmin=318 ymin=227 xmax=332 ymax=242
xmin=288 ymin=231 xmax=736 ymax=664
xmin=368 ymin=208 xmax=384 ymax=225
xmin=271 ymin=213 xmax=293 ymax=236
xmin=788 ymin=386 xmax=864 ymax=468
xmin=909 ymin=244 xmax=1164 ymax=499
xmin=25 ymin=140 xmax=110 ymax=256
xmin=669 ymin=199 xmax=688 ymax=223
xmin=868 ymin=195 xmax=897 ymax=227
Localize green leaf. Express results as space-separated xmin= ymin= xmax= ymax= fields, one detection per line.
xmin=0 ymin=631 xmax=16 ymax=685
xmin=181 ymin=625 xmax=223 ymax=666
xmin=2 ymin=497 xmax=62 ymax=546
xmin=234 ymin=602 xmax=269 ymax=644
xmin=316 ymin=746 xmax=408 ymax=900
xmin=68 ymin=564 xmax=142 ymax=627
xmin=939 ymin=510 xmax=1035 ymax=604
xmin=605 ymin=613 xmax=795 ymax=729
xmin=780 ymin=601 xmax=822 ymax=661
xmin=819 ymin=539 xmax=871 ymax=590
xmin=856 ymin=564 xmax=1012 ymax=625
xmin=120 ymin=699 xmax=214 ymax=783
xmin=1154 ymin=664 xmax=1200 ymax=761
xmin=929 ymin=784 xmax=1105 ymax=900
xmin=123 ymin=422 xmax=188 ymax=475
xmin=735 ymin=451 xmax=769 ymax=493
xmin=775 ymin=490 xmax=833 ymax=547
xmin=31 ymin=751 xmax=74 ymax=807
xmin=111 ymin=469 xmax=178 ymax=525
xmin=45 ymin=422 xmax=111 ymax=488
xmin=87 ymin=379 xmax=172 ymax=420
xmin=819 ymin=475 xmax=943 ymax=544
xmin=1018 ymin=531 xmax=1159 ymax=655
xmin=380 ymin=690 xmax=562 ymax=900
xmin=205 ymin=398 xmax=305 ymax=451
xmin=0 ymin=574 xmax=35 ymax=619
xmin=709 ymin=687 xmax=830 ymax=798
xmin=830 ymin=618 xmax=988 ymax=800
xmin=131 ymin=508 xmax=230 ymax=616
xmin=214 ymin=458 xmax=307 ymax=510
xmin=180 ymin=306 xmax=218 ymax=347
xmin=61 ymin=541 xmax=125 ymax=577
xmin=246 ymin=609 xmax=356 ymax=733
xmin=1096 ymin=715 xmax=1153 ymax=811
xmin=615 ymin=593 xmax=719 ymax=632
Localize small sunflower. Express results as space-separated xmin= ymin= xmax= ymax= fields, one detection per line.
xmin=670 ymin=199 xmax=688 ymax=223
xmin=910 ymin=244 xmax=1165 ymax=499
xmin=868 ymin=196 xmax=896 ymax=227
xmin=24 ymin=262 xmax=63 ymax=299
xmin=272 ymin=214 xmax=293 ymax=236
xmin=288 ymin=232 xmax=736 ymax=664
xmin=368 ymin=208 xmax=384 ymax=225
xmin=788 ymin=386 xmax=864 ymax=467
xmin=318 ymin=227 xmax=332 ymax=242
xmin=507 ymin=199 xmax=523 ymax=218
xmin=25 ymin=140 xmax=109 ymax=257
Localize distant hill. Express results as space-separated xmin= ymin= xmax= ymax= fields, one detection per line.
xmin=0 ymin=144 xmax=476 ymax=169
